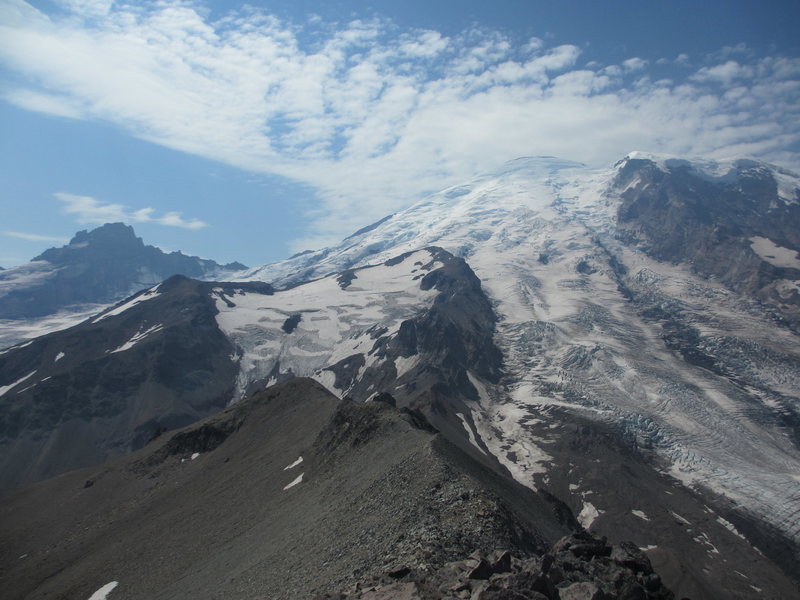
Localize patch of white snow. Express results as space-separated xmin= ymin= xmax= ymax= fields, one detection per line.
xmin=109 ymin=324 xmax=163 ymax=354
xmin=578 ymin=502 xmax=600 ymax=529
xmin=0 ymin=371 xmax=37 ymax=397
xmin=93 ymin=286 xmax=162 ymax=322
xmin=283 ymin=473 xmax=303 ymax=490
xmin=283 ymin=456 xmax=303 ymax=470
xmin=87 ymin=581 xmax=119 ymax=600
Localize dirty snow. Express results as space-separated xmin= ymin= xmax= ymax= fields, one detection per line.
xmin=456 ymin=412 xmax=486 ymax=455
xmin=749 ymin=237 xmax=800 ymax=270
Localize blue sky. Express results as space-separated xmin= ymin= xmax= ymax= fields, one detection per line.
xmin=1 ymin=0 xmax=799 ymax=268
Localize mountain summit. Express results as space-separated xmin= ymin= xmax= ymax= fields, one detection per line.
xmin=0 ymin=223 xmax=246 ymax=346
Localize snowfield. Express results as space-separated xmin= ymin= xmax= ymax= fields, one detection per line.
xmin=215 ymin=248 xmax=444 ymax=399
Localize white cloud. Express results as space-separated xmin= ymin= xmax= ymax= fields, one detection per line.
xmin=690 ymin=60 xmax=754 ymax=84
xmin=2 ymin=88 xmax=84 ymax=119
xmin=0 ymin=0 xmax=798 ymax=251
xmin=622 ymin=57 xmax=647 ymax=72
xmin=4 ymin=231 xmax=69 ymax=243
xmin=55 ymin=193 xmax=208 ymax=229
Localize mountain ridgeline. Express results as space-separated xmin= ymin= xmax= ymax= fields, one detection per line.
xmin=0 ymin=222 xmax=246 ymax=320
xmin=1 ymin=153 xmax=799 ymax=599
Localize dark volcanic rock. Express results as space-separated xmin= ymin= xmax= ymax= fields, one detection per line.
xmin=613 ymin=157 xmax=800 ymax=328
xmin=0 ymin=378 xmax=575 ymax=600
xmin=318 ymin=532 xmax=674 ymax=600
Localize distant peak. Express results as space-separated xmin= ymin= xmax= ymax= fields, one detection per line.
xmin=69 ymin=222 xmax=139 ymax=246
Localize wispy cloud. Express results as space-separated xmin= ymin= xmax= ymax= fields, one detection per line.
xmin=1 ymin=0 xmax=798 ymax=250
xmin=4 ymin=231 xmax=69 ymax=243
xmin=55 ymin=193 xmax=208 ymax=230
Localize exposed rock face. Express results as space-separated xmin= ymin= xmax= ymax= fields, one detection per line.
xmin=321 ymin=247 xmax=504 ymax=447
xmin=0 ymin=276 xmax=271 ymax=490
xmin=0 ymin=222 xmax=246 ymax=321
xmin=0 ymin=379 xmax=576 ymax=600
xmin=613 ymin=157 xmax=800 ymax=329
xmin=319 ymin=532 xmax=674 ymax=600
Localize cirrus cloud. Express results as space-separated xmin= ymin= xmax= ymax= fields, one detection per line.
xmin=55 ymin=193 xmax=208 ymax=230
xmin=1 ymin=0 xmax=798 ymax=251
xmin=4 ymin=231 xmax=69 ymax=243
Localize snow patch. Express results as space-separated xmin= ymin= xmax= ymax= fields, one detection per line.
xmin=749 ymin=237 xmax=800 ymax=270
xmin=313 ymin=370 xmax=341 ymax=396
xmin=456 ymin=412 xmax=487 ymax=455
xmin=670 ymin=511 xmax=691 ymax=525
xmin=467 ymin=371 xmax=492 ymax=407
xmin=639 ymin=545 xmax=658 ymax=552
xmin=0 ymin=371 xmax=37 ymax=397
xmin=87 ymin=581 xmax=119 ymax=600
xmin=190 ymin=452 xmax=200 ymax=460
xmin=393 ymin=355 xmax=418 ymax=378
xmin=283 ymin=456 xmax=303 ymax=470
xmin=632 ymin=510 xmax=650 ymax=521
xmin=55 ymin=351 xmax=65 ymax=362
xmin=716 ymin=515 xmax=747 ymax=540
xmin=283 ymin=473 xmax=303 ymax=490
xmin=93 ymin=286 xmax=162 ymax=322
xmin=110 ymin=324 xmax=163 ymax=354
xmin=578 ymin=502 xmax=600 ymax=529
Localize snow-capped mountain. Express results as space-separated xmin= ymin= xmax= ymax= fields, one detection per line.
xmin=0 ymin=222 xmax=246 ymax=348
xmin=233 ymin=153 xmax=800 ymax=590
xmin=1 ymin=153 xmax=799 ymax=598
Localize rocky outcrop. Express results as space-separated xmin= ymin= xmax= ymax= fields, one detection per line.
xmin=613 ymin=157 xmax=800 ymax=329
xmin=317 ymin=532 xmax=674 ymax=600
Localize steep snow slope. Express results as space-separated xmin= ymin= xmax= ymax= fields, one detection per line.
xmin=238 ymin=156 xmax=800 ymax=561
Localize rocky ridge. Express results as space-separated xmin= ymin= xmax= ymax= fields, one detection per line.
xmin=0 ymin=222 xmax=246 ymax=346
xmin=319 ymin=532 xmax=674 ymax=600
xmin=0 ymin=379 xmax=578 ymax=600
